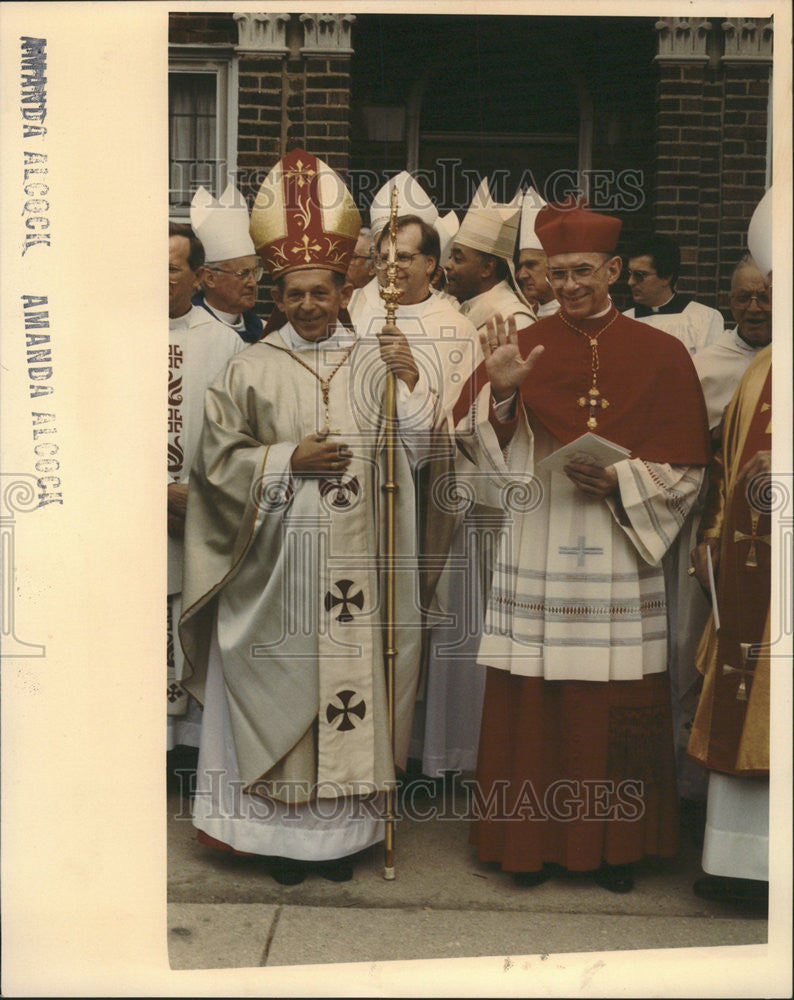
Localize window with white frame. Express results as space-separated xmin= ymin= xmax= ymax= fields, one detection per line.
xmin=168 ymin=56 xmax=237 ymax=216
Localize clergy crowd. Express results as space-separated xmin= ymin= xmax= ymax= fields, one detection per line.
xmin=167 ymin=150 xmax=773 ymax=905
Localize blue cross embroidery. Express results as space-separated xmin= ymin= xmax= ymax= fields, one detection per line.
xmin=558 ymin=536 xmax=604 ymax=566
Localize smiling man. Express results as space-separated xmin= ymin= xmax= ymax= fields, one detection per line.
xmin=622 ymin=233 xmax=723 ymax=355
xmin=190 ymin=184 xmax=264 ymax=344
xmin=179 ymin=149 xmax=438 ymax=886
xmin=445 ymin=178 xmax=535 ymax=332
xmin=451 ymin=198 xmax=711 ymax=894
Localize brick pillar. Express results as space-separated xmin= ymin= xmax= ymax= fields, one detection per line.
xmin=293 ymin=14 xmax=355 ymax=180
xmin=717 ymin=16 xmax=773 ymax=302
xmin=653 ymin=18 xmax=720 ymax=309
xmin=234 ymin=13 xmax=291 ymax=200
xmin=653 ymin=17 xmax=773 ymax=314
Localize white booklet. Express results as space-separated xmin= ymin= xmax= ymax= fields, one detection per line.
xmin=537 ymin=432 xmax=631 ymax=474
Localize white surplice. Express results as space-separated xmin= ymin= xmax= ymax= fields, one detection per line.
xmin=167 ymin=306 xmax=243 ymax=749
xmin=350 ymin=282 xmax=488 ymax=776
xmin=459 ymin=383 xmax=705 ymax=681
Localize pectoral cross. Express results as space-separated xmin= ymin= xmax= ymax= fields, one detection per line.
xmin=320 ymin=382 xmax=340 ymax=435
xmin=733 ymin=509 xmax=770 ymax=568
xmin=578 ymin=385 xmax=610 ymax=430
xmin=721 ymin=642 xmax=756 ymax=702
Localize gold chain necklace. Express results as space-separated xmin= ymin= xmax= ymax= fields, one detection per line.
xmin=559 ymin=306 xmax=619 ymax=430
xmin=279 ymin=342 xmax=357 ymax=432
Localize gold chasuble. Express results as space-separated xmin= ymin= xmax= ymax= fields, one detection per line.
xmin=688 ymin=346 xmax=772 ymax=776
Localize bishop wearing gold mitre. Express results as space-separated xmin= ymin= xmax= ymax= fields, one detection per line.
xmin=179 ymin=149 xmax=439 ymax=885
xmin=687 ymin=187 xmax=773 ymax=906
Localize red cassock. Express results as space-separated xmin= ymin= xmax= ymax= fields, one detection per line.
xmin=454 ymin=306 xmax=712 ymax=874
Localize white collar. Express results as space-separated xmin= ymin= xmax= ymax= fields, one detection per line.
xmin=280 ymin=320 xmax=353 ymax=352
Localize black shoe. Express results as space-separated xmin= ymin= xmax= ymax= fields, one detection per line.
xmin=693 ymin=875 xmax=768 ymax=906
xmin=313 ymin=857 xmax=354 ymax=882
xmin=268 ymin=857 xmax=307 ymax=886
xmin=594 ymin=862 xmax=635 ymax=893
xmin=513 ymin=864 xmax=555 ymax=887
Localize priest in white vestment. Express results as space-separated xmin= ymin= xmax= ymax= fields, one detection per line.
xmin=410 ymin=178 xmax=536 ymax=777
xmin=167 ymin=222 xmax=244 ymax=753
xmin=179 ymin=150 xmax=442 ymax=884
xmin=350 ymin=206 xmax=484 ymax=778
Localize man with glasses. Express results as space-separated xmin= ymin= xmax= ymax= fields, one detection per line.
xmin=623 ymin=233 xmax=723 ymax=355
xmin=190 ymin=183 xmax=264 ymax=344
xmin=351 ymin=215 xmax=480 ymax=422
xmin=451 ymin=199 xmax=710 ymax=893
xmin=694 ymin=254 xmax=772 ymax=433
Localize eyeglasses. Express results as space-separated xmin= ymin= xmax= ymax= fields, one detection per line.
xmin=547 ymin=259 xmax=610 ymax=285
xmin=731 ymin=290 xmax=771 ymax=308
xmin=627 ymin=269 xmax=656 ymax=283
xmin=373 ymin=252 xmax=424 ymax=270
xmin=206 ymin=265 xmax=264 ymax=282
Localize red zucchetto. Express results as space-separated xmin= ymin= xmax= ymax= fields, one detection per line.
xmin=534 ymin=196 xmax=622 ymax=256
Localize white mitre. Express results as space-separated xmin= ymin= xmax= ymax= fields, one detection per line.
xmin=455 ymin=177 xmax=521 ymax=261
xmin=369 ymin=171 xmax=439 ymax=239
xmin=747 ymin=186 xmax=772 ymax=278
xmin=518 ymin=186 xmax=547 ymax=251
xmin=435 ymin=210 xmax=459 ymax=264
xmin=190 ymin=183 xmax=255 ymax=263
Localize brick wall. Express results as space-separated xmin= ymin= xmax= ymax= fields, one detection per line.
xmin=235 ymin=51 xmax=353 ymax=316
xmin=235 ymin=54 xmax=352 ymax=194
xmin=654 ymin=60 xmax=770 ymax=318
xmin=719 ymin=63 xmax=770 ymax=302
xmin=236 ymin=56 xmax=284 ymax=199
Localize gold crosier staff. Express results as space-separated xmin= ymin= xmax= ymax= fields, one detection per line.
xmin=378 ymin=185 xmax=402 ymax=880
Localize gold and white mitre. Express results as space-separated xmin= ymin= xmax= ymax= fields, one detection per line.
xmin=455 ymin=177 xmax=522 ymax=261
xmin=249 ymin=147 xmax=362 ymax=277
